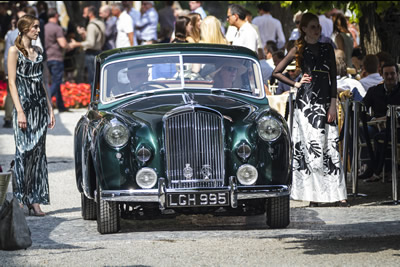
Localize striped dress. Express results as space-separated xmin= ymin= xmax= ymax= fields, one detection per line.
xmin=13 ymin=47 xmax=50 ymax=205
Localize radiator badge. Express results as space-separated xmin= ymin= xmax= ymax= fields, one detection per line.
xmin=183 ymin=163 xmax=193 ymax=179
xmin=201 ymin=164 xmax=212 ymax=180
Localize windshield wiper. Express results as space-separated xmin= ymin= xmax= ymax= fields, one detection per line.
xmin=114 ymin=90 xmax=155 ymax=99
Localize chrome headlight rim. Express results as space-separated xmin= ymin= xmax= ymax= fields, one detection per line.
xmin=104 ymin=122 xmax=130 ymax=148
xmin=136 ymin=167 xmax=158 ymax=189
xmin=236 ymin=164 xmax=258 ymax=186
xmin=257 ymin=116 xmax=283 ymax=142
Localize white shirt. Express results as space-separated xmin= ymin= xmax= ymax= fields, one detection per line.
xmin=116 ymin=11 xmax=134 ymax=48
xmin=232 ymin=22 xmax=258 ymax=53
xmin=337 ymin=76 xmax=366 ymax=101
xmin=252 ymin=14 xmax=286 ymax=49
xmin=193 ymin=6 xmax=207 ymax=20
xmin=319 ymin=14 xmax=333 ymax=38
xmin=359 ymin=73 xmax=384 ymax=92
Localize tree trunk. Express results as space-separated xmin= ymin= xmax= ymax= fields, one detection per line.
xmin=359 ymin=3 xmax=382 ymax=55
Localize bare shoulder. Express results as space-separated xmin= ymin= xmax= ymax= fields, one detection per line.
xmin=8 ymin=45 xmax=18 ymax=54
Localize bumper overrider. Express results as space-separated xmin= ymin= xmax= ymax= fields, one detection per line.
xmin=100 ymin=177 xmax=290 ymax=209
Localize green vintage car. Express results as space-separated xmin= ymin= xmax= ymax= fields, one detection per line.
xmin=74 ymin=44 xmax=292 ymax=234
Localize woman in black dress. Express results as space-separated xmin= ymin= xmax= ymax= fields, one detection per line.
xmin=7 ymin=15 xmax=56 ymax=216
xmin=273 ymin=13 xmax=348 ymax=207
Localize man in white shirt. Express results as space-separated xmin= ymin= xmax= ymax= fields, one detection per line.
xmin=189 ymin=1 xmax=207 ymax=19
xmin=359 ymin=54 xmax=384 ymax=92
xmin=318 ymin=12 xmax=333 ymax=38
xmin=227 ymin=4 xmax=258 ymax=53
xmin=252 ymin=2 xmax=285 ymax=50
xmin=111 ymin=3 xmax=134 ymax=48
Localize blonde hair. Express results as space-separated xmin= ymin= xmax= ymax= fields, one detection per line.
xmin=200 ymin=16 xmax=228 ymax=45
xmin=15 ymin=14 xmax=38 ymax=58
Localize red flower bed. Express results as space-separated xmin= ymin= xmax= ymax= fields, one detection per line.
xmin=0 ymin=80 xmax=7 ymax=108
xmin=52 ymin=82 xmax=91 ymax=108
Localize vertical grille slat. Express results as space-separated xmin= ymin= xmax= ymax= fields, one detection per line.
xmin=165 ymin=111 xmax=225 ymax=189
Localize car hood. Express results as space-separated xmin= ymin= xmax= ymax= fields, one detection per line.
xmin=113 ymin=93 xmax=262 ymax=125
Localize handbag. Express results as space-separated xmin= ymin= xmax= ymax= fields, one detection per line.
xmin=0 ymin=197 xmax=32 ymax=250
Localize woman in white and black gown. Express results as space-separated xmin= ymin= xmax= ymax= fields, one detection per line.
xmin=272 ymin=12 xmax=348 ymax=207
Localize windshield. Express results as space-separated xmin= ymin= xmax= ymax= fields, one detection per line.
xmin=101 ymin=55 xmax=263 ymax=103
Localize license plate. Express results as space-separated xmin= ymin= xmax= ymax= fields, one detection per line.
xmin=166 ymin=191 xmax=230 ymax=207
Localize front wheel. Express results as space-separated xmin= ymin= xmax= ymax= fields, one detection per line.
xmin=96 ymin=180 xmax=120 ymax=234
xmin=266 ymin=195 xmax=290 ymax=229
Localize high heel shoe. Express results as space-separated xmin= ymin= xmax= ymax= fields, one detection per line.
xmin=27 ymin=204 xmax=46 ymax=216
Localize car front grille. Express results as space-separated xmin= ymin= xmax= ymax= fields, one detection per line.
xmin=164 ymin=110 xmax=225 ymax=189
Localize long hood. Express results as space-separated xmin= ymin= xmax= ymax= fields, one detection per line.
xmin=113 ymin=93 xmax=263 ymax=125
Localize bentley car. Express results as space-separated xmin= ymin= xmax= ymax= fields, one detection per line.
xmin=74 ymin=44 xmax=292 ymax=234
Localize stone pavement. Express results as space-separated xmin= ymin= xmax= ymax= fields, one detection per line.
xmin=0 ymin=109 xmax=399 ymax=249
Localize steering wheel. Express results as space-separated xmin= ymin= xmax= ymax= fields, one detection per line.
xmin=136 ymin=81 xmax=169 ymax=91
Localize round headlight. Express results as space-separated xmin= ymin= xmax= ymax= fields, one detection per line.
xmin=136 ymin=168 xmax=157 ymax=189
xmin=105 ymin=124 xmax=129 ymax=147
xmin=237 ymin=164 xmax=258 ymax=185
xmin=257 ymin=116 xmax=282 ymax=141
xmin=137 ymin=146 xmax=152 ymax=163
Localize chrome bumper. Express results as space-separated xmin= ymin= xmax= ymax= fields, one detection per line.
xmin=101 ymin=176 xmax=290 ymax=209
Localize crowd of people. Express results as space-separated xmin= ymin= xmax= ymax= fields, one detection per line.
xmin=1 ymin=1 xmax=399 ymax=215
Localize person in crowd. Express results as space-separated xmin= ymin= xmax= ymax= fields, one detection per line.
xmin=344 ymin=10 xmax=359 ymax=48
xmin=335 ymin=49 xmax=366 ymax=101
xmin=199 ymin=15 xmax=227 ymax=44
xmin=272 ymin=12 xmax=348 ymax=207
xmin=171 ymin=16 xmax=190 ymax=43
xmin=157 ymin=1 xmax=175 ymax=43
xmin=289 ymin=11 xmax=302 ymax=41
xmin=331 ymin=12 xmax=353 ymax=67
xmin=70 ymin=6 xmax=105 ymax=84
xmin=272 ymin=50 xmax=285 ymax=68
xmin=275 ymin=60 xmax=301 ymax=95
xmin=122 ymin=1 xmax=140 ymax=46
xmin=351 ymin=46 xmax=364 ymax=79
xmin=111 ymin=3 xmax=134 ymax=48
xmin=264 ymin=40 xmax=279 ymax=69
xmin=245 ymin=9 xmax=264 ymax=58
xmin=186 ymin=12 xmax=201 ymax=43
xmin=189 ymin=1 xmax=207 ymax=20
xmin=318 ymin=11 xmax=333 ymax=39
xmin=359 ymin=54 xmax=383 ymax=92
xmin=45 ymin=8 xmax=74 ymax=112
xmin=376 ymin=51 xmax=394 ymax=76
xmin=7 ymin=14 xmax=56 ymax=216
xmin=135 ymin=1 xmax=158 ymax=45
xmin=227 ymin=4 xmax=258 ymax=53
xmin=360 ymin=60 xmax=400 ymax=181
xmin=252 ymin=2 xmax=285 ymax=50
xmin=2 ymin=11 xmax=24 ymax=128
xmin=99 ymin=5 xmax=117 ymax=50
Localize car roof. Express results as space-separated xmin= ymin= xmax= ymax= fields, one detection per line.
xmin=97 ymin=43 xmax=259 ymax=63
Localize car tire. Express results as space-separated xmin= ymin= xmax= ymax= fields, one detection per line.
xmin=81 ymin=193 xmax=97 ymax=220
xmin=96 ymin=181 xmax=120 ymax=234
xmin=266 ymin=195 xmax=290 ymax=229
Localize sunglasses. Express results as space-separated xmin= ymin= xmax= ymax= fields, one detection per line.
xmin=295 ymin=21 xmax=300 ymax=25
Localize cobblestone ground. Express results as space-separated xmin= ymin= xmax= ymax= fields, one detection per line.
xmin=0 ymin=109 xmax=399 ymax=266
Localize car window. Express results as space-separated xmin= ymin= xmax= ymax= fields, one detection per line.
xmin=101 ymin=55 xmax=262 ymax=102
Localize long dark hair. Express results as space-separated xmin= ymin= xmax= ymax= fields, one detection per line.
xmin=295 ymin=12 xmax=319 ymax=70
xmin=15 ymin=14 xmax=38 ymax=58
xmin=174 ymin=16 xmax=190 ymax=41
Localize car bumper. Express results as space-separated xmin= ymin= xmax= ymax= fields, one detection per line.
xmin=101 ymin=177 xmax=289 ymax=209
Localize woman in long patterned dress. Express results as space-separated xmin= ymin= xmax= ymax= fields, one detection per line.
xmin=272 ymin=13 xmax=348 ymax=207
xmin=7 ymin=15 xmax=56 ymax=216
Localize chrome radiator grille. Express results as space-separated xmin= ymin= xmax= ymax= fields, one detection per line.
xmin=165 ymin=111 xmax=225 ymax=189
